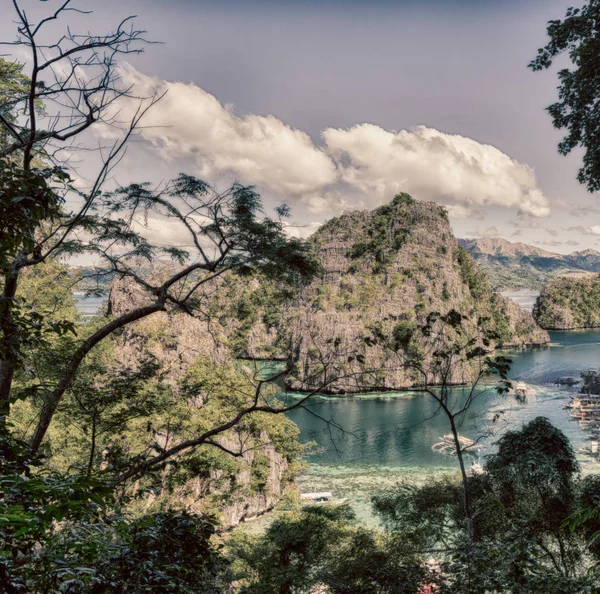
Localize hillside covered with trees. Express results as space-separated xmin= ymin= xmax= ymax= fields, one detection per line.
xmin=534 ymin=275 xmax=600 ymax=329
xmin=459 ymin=237 xmax=600 ymax=290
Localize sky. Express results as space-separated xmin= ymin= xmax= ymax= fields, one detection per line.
xmin=3 ymin=0 xmax=600 ymax=253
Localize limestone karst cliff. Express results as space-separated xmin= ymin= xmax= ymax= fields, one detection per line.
xmin=107 ymin=277 xmax=299 ymax=528
xmin=280 ymin=195 xmax=549 ymax=392
xmin=105 ymin=195 xmax=551 ymax=517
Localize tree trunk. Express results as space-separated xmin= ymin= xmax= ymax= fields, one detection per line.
xmin=0 ymin=270 xmax=20 ymax=429
xmin=87 ymin=419 xmax=97 ymax=476
xmin=449 ymin=414 xmax=475 ymax=544
xmin=29 ymin=302 xmax=165 ymax=454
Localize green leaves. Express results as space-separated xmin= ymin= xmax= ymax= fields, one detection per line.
xmin=529 ymin=0 xmax=600 ymax=192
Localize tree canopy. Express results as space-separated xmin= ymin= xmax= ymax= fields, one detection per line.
xmin=530 ymin=0 xmax=600 ymax=191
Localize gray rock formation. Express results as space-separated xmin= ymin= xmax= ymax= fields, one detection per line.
xmin=280 ymin=195 xmax=549 ymax=392
xmin=107 ymin=276 xmax=296 ymax=528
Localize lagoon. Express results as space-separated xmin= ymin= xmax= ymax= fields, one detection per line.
xmin=287 ymin=329 xmax=600 ymax=523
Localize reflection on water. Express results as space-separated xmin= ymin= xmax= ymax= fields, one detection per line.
xmin=286 ymin=329 xmax=600 ymax=523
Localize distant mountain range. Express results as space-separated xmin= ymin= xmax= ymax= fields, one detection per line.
xmin=458 ymin=237 xmax=600 ymax=290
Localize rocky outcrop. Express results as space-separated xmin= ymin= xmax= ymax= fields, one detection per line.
xmin=534 ymin=276 xmax=600 ymax=329
xmin=167 ymin=432 xmax=291 ymax=528
xmin=107 ymin=276 xmax=297 ymax=528
xmin=280 ymin=195 xmax=549 ymax=392
xmin=108 ymin=277 xmax=232 ymax=379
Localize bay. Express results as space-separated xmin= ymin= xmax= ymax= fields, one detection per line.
xmin=286 ymin=329 xmax=600 ymax=524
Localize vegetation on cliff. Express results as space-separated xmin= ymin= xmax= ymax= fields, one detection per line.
xmin=534 ymin=275 xmax=600 ymax=329
xmin=229 ymin=418 xmax=600 ymax=593
xmin=280 ymin=195 xmax=548 ymax=392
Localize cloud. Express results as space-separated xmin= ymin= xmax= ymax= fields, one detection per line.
xmin=466 ymin=225 xmax=499 ymax=238
xmin=100 ymin=65 xmax=552 ymax=220
xmin=535 ymin=240 xmax=562 ymax=248
xmin=511 ymin=229 xmax=523 ymax=237
xmin=566 ymin=226 xmax=600 ymax=236
xmin=109 ymin=64 xmax=338 ymax=200
xmin=556 ymin=199 xmax=600 ymax=218
xmin=566 ymin=240 xmax=579 ymax=246
xmin=283 ymin=221 xmax=322 ymax=239
xmin=322 ymin=124 xmax=551 ymax=217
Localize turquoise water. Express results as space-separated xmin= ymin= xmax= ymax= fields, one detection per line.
xmin=285 ymin=329 xmax=600 ymax=522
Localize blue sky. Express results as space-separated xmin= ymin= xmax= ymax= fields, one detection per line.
xmin=3 ymin=0 xmax=599 ymax=252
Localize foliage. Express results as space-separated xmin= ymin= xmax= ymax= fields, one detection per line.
xmin=455 ymin=245 xmax=488 ymax=301
xmin=347 ymin=193 xmax=415 ymax=273
xmin=534 ymin=274 xmax=600 ymax=329
xmin=230 ymin=504 xmax=431 ymax=593
xmin=373 ymin=418 xmax=599 ymax=592
xmin=3 ymin=507 xmax=231 ymax=593
xmin=530 ymin=0 xmax=600 ymax=191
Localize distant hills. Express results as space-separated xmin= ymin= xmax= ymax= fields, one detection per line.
xmin=458 ymin=237 xmax=600 ymax=290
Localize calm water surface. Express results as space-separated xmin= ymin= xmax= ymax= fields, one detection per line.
xmin=286 ymin=328 xmax=600 ymax=523
xmin=500 ymin=289 xmax=540 ymax=313
xmin=75 ymin=288 xmax=600 ymax=523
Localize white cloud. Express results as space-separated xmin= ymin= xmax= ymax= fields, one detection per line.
xmin=322 ymin=124 xmax=550 ymax=218
xmin=566 ymin=226 xmax=600 ymax=236
xmin=109 ymin=64 xmax=338 ymax=199
xmin=99 ymin=65 xmax=552 ymax=221
xmin=283 ymin=221 xmax=322 ymax=239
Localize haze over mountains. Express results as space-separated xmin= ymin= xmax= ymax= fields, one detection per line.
xmin=459 ymin=237 xmax=600 ymax=290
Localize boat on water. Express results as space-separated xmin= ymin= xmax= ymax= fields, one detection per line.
xmin=470 ymin=462 xmax=485 ymax=475
xmin=300 ymin=491 xmax=347 ymax=506
xmin=509 ymin=381 xmax=536 ymax=402
xmin=578 ymin=440 xmax=599 ymax=456
xmin=556 ymin=376 xmax=580 ymax=386
xmin=432 ymin=434 xmax=481 ymax=455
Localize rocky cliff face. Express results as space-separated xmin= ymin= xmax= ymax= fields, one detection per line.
xmin=281 ymin=195 xmax=548 ymax=392
xmin=459 ymin=237 xmax=600 ymax=290
xmin=108 ymin=276 xmax=297 ymax=528
xmin=534 ymin=275 xmax=600 ymax=329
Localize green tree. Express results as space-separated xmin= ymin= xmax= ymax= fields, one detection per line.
xmin=373 ymin=418 xmax=599 ymax=592
xmin=0 ymin=1 xmax=320 ymax=467
xmin=530 ymin=0 xmax=600 ymax=191
xmin=372 ymin=309 xmax=512 ymax=544
xmin=230 ymin=504 xmax=431 ymax=594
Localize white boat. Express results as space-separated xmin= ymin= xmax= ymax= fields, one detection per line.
xmin=578 ymin=441 xmax=599 ymax=456
xmin=300 ymin=491 xmax=347 ymax=505
xmin=470 ymin=462 xmax=485 ymax=475
xmin=511 ymin=381 xmax=536 ymax=400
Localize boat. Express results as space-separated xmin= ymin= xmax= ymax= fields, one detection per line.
xmin=470 ymin=462 xmax=485 ymax=475
xmin=300 ymin=491 xmax=347 ymax=506
xmin=432 ymin=434 xmax=480 ymax=455
xmin=578 ymin=441 xmax=599 ymax=456
xmin=555 ymin=376 xmax=580 ymax=386
xmin=510 ymin=381 xmax=536 ymax=402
